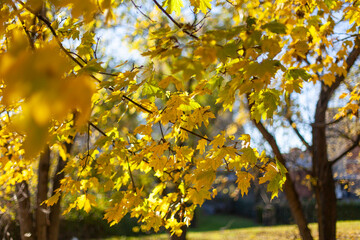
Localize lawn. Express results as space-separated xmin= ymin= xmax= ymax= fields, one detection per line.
xmin=104 ymin=216 xmax=360 ymax=240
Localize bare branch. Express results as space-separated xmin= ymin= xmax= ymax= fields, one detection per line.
xmin=88 ymin=121 xmax=108 ymax=138
xmin=330 ymin=134 xmax=360 ymax=165
xmin=288 ymin=117 xmax=313 ymax=152
xmin=327 ymin=132 xmax=356 ymax=141
xmin=131 ymin=0 xmax=155 ymax=22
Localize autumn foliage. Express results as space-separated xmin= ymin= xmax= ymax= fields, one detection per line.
xmin=0 ymin=0 xmax=359 ymax=239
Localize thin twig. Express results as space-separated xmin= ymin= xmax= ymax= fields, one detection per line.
xmin=127 ymin=157 xmax=138 ymax=192
xmin=130 ymin=0 xmax=154 ymax=22
xmin=159 ymin=122 xmax=165 ymax=141
xmin=285 ymin=97 xmax=313 ymax=152
xmin=88 ymin=121 xmax=108 ymax=137
xmin=94 ymin=37 xmax=100 ymax=59
xmin=152 ymin=0 xmax=199 ymax=40
xmin=68 ymin=51 xmax=88 ymax=64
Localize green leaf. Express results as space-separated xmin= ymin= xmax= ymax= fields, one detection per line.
xmin=249 ymin=89 xmax=280 ymax=122
xmin=246 ymin=17 xmax=257 ymax=28
xmin=262 ymin=21 xmax=287 ymax=34
xmin=283 ymin=68 xmax=310 ymax=93
xmin=259 ymin=160 xmax=287 ymax=200
xmin=163 ymin=0 xmax=183 ymax=15
xmin=218 ymin=42 xmax=241 ymax=61
xmin=285 ymin=68 xmax=311 ymax=81
xmin=240 ymin=147 xmax=257 ymax=165
xmin=291 ymin=26 xmax=309 ymax=41
xmin=261 ymin=38 xmax=281 ymax=58
xmin=244 ymin=60 xmax=282 ymax=83
xmin=324 ymin=0 xmax=336 ymax=8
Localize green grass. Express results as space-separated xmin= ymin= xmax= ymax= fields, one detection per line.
xmin=104 ymin=219 xmax=360 ymax=240
xmin=191 ymin=214 xmax=259 ymax=232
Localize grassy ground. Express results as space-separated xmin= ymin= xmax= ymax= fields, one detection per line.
xmin=104 ymin=217 xmax=360 ymax=240
xmin=191 ymin=214 xmax=259 ymax=232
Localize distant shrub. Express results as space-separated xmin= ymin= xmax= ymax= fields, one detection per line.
xmin=256 ymin=200 xmax=360 ymax=225
xmin=58 ymin=207 xmax=141 ymax=239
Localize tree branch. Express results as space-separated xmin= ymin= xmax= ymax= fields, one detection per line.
xmin=325 ymin=37 xmax=360 ymax=102
xmin=247 ymin=100 xmax=313 ymax=240
xmin=152 ymin=0 xmax=199 ymax=40
xmin=130 ymin=0 xmax=154 ymax=22
xmin=252 ymin=119 xmax=286 ymax=164
xmin=284 ymin=93 xmax=312 ymax=152
xmin=330 ymin=134 xmax=360 ymax=165
xmin=288 ymin=117 xmax=313 ymax=152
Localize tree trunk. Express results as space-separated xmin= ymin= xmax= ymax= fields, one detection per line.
xmin=252 ymin=119 xmax=313 ymax=240
xmin=36 ymin=146 xmax=51 ymax=240
xmin=283 ymin=174 xmax=314 ymax=240
xmin=310 ymin=37 xmax=360 ymax=240
xmin=170 ymin=225 xmax=187 ymax=240
xmin=313 ymin=163 xmax=336 ymax=240
xmin=312 ymin=86 xmax=337 ymax=240
xmin=48 ymin=140 xmax=74 ymax=240
xmin=16 ymin=181 xmax=35 ymax=240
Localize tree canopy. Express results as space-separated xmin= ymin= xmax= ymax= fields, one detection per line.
xmin=0 ymin=0 xmax=359 ymax=239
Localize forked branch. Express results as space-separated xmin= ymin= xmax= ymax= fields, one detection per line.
xmin=330 ymin=134 xmax=360 ymax=165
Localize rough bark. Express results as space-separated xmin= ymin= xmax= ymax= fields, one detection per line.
xmin=253 ymin=120 xmax=313 ymax=240
xmin=48 ymin=140 xmax=74 ymax=240
xmin=36 ymin=146 xmax=51 ymax=240
xmin=312 ymin=86 xmax=337 ymax=240
xmin=311 ymin=38 xmax=360 ymax=240
xmin=16 ymin=181 xmax=35 ymax=240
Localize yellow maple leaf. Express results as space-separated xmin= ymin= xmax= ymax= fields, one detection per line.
xmin=236 ymin=171 xmax=254 ymax=196
xmin=77 ymin=194 xmax=96 ymax=213
xmin=259 ymin=161 xmax=287 ymax=200
xmin=44 ymin=192 xmax=61 ymax=206
xmin=163 ymin=0 xmax=183 ymax=15
xmin=194 ymin=46 xmax=217 ymax=66
xmin=211 ymin=132 xmax=225 ymax=149
xmin=196 ymin=138 xmax=208 ymax=154
xmin=134 ymin=124 xmax=153 ymax=136
xmin=323 ymin=73 xmax=336 ymax=86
